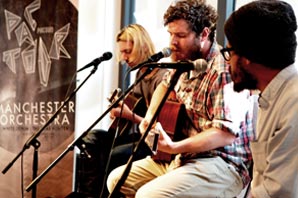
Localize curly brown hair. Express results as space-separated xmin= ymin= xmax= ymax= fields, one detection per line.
xmin=163 ymin=0 xmax=218 ymax=42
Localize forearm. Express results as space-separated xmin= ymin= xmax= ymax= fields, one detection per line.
xmin=127 ymin=113 xmax=143 ymax=124
xmin=165 ymin=127 xmax=236 ymax=154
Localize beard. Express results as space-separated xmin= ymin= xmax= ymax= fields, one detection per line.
xmin=232 ymin=64 xmax=258 ymax=92
xmin=170 ymin=41 xmax=202 ymax=62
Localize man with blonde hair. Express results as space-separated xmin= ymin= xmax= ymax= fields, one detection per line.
xmin=81 ymin=24 xmax=168 ymax=198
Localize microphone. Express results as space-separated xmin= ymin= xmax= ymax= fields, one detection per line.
xmin=143 ymin=59 xmax=208 ymax=72
xmin=77 ymin=51 xmax=113 ymax=72
xmin=129 ymin=47 xmax=172 ymax=72
xmin=148 ymin=47 xmax=172 ymax=62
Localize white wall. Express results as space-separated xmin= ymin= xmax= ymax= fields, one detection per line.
xmin=75 ymin=0 xmax=121 ymax=137
xmin=69 ymin=0 xmax=122 ymax=191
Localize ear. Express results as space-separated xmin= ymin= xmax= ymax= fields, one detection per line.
xmin=200 ymin=27 xmax=210 ymax=41
xmin=238 ymin=56 xmax=252 ymax=71
xmin=143 ymin=45 xmax=149 ymax=53
xmin=239 ymin=56 xmax=251 ymax=65
xmin=241 ymin=56 xmax=251 ymax=65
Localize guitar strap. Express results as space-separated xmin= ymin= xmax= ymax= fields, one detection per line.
xmin=139 ymin=79 xmax=149 ymax=108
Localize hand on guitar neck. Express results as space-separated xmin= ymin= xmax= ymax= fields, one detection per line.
xmin=107 ymin=88 xmax=147 ymax=137
xmin=110 ymin=102 xmax=141 ymax=123
xmin=108 ymin=89 xmax=143 ymax=123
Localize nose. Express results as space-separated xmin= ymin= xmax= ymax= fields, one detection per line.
xmin=170 ymin=35 xmax=178 ymax=46
xmin=120 ymin=53 xmax=128 ymax=62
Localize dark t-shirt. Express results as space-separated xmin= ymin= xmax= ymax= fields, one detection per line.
xmin=133 ymin=68 xmax=168 ymax=107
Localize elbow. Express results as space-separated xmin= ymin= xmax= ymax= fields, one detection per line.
xmin=224 ymin=130 xmax=237 ymax=144
xmin=217 ymin=128 xmax=237 ymax=146
xmin=227 ymin=134 xmax=237 ymax=145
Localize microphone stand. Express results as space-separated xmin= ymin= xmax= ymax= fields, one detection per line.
xmin=24 ymin=65 xmax=157 ymax=193
xmin=108 ymin=67 xmax=187 ymax=198
xmin=1 ymin=60 xmax=103 ymax=198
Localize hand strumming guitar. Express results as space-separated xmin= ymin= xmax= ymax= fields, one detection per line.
xmin=139 ymin=98 xmax=187 ymax=162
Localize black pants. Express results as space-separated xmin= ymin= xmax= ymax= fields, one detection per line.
xmin=75 ymin=129 xmax=151 ymax=198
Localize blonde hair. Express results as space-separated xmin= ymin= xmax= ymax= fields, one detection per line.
xmin=116 ymin=24 xmax=155 ymax=64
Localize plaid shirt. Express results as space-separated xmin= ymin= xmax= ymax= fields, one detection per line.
xmin=163 ymin=41 xmax=255 ymax=186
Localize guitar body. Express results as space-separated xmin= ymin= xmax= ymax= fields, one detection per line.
xmin=108 ymin=93 xmax=146 ymax=145
xmin=152 ymin=100 xmax=187 ymax=162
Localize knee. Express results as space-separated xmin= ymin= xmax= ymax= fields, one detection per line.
xmin=135 ymin=187 xmax=146 ymax=198
xmin=135 ymin=183 xmax=154 ymax=198
xmin=106 ymin=166 xmax=121 ymax=193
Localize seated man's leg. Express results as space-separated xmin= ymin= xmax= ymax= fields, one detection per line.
xmin=136 ymin=156 xmax=243 ymax=198
xmin=109 ymin=140 xmax=151 ymax=172
xmin=101 ymin=141 xmax=151 ymax=197
xmin=77 ymin=129 xmax=114 ymax=197
xmin=107 ymin=156 xmax=169 ymax=198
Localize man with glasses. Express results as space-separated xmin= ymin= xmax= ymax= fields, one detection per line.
xmin=220 ymin=47 xmax=233 ymax=61
xmin=107 ymin=0 xmax=255 ymax=197
xmin=224 ymin=1 xmax=298 ymax=197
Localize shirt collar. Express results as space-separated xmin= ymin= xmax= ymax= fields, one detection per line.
xmin=206 ymin=41 xmax=219 ymax=63
xmin=259 ymin=64 xmax=297 ymax=109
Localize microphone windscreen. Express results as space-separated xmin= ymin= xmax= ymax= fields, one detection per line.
xmin=162 ymin=47 xmax=172 ymax=58
xmin=103 ymin=52 xmax=113 ymax=60
xmin=193 ymin=59 xmax=207 ymax=72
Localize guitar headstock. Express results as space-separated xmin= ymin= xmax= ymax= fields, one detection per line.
xmin=107 ymin=88 xmax=122 ymax=103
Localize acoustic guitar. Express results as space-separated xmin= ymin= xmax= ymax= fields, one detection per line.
xmin=107 ymin=89 xmax=147 ymax=145
xmin=151 ymin=100 xmax=187 ymax=162
xmin=107 ymin=89 xmax=187 ymax=162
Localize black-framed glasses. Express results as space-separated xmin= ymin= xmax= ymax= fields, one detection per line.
xmin=220 ymin=47 xmax=233 ymax=61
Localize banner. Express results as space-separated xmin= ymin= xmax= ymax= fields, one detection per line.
xmin=0 ymin=0 xmax=77 ymax=197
